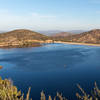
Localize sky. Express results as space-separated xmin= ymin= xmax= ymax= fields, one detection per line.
xmin=0 ymin=0 xmax=100 ymax=31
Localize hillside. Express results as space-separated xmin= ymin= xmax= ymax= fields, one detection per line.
xmin=53 ymin=29 xmax=100 ymax=44
xmin=68 ymin=29 xmax=100 ymax=44
xmin=0 ymin=29 xmax=51 ymax=48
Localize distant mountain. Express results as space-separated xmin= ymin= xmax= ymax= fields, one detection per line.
xmin=39 ymin=30 xmax=86 ymax=36
xmin=0 ymin=29 xmax=51 ymax=48
xmin=0 ymin=31 xmax=6 ymax=33
xmin=38 ymin=30 xmax=63 ymax=36
xmin=51 ymin=32 xmax=73 ymax=37
xmin=68 ymin=30 xmax=86 ymax=34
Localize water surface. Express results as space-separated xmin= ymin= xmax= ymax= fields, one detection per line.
xmin=0 ymin=43 xmax=100 ymax=100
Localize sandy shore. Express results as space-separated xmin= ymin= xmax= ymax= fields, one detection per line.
xmin=54 ymin=41 xmax=100 ymax=47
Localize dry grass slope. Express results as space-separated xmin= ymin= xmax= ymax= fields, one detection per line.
xmin=52 ymin=29 xmax=100 ymax=44
xmin=0 ymin=29 xmax=50 ymax=48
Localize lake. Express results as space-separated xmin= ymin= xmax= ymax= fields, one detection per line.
xmin=0 ymin=43 xmax=100 ymax=100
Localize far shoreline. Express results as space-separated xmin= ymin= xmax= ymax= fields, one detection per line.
xmin=54 ymin=41 xmax=100 ymax=47
xmin=0 ymin=43 xmax=42 ymax=49
xmin=0 ymin=41 xmax=100 ymax=49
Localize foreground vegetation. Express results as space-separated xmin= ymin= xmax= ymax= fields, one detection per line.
xmin=0 ymin=77 xmax=31 ymax=100
xmin=0 ymin=77 xmax=100 ymax=100
xmin=41 ymin=82 xmax=100 ymax=100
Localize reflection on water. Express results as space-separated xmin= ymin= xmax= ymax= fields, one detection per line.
xmin=0 ymin=43 xmax=100 ymax=100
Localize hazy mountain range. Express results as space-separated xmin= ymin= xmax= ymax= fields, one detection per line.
xmin=38 ymin=30 xmax=86 ymax=36
xmin=51 ymin=32 xmax=73 ymax=37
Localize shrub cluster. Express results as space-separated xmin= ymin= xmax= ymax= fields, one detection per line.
xmin=0 ymin=77 xmax=31 ymax=100
xmin=0 ymin=77 xmax=100 ymax=100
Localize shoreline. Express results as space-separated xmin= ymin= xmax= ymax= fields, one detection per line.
xmin=0 ymin=40 xmax=53 ymax=49
xmin=54 ymin=41 xmax=100 ymax=47
xmin=0 ymin=43 xmax=42 ymax=49
xmin=0 ymin=41 xmax=100 ymax=48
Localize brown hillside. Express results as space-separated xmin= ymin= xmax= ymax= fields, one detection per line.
xmin=0 ymin=29 xmax=48 ymax=42
xmin=53 ymin=29 xmax=100 ymax=44
xmin=69 ymin=29 xmax=100 ymax=44
xmin=0 ymin=29 xmax=49 ymax=48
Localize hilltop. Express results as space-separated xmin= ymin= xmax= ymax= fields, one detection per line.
xmin=0 ymin=29 xmax=52 ymax=48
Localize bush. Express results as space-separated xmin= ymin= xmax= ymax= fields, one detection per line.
xmin=0 ymin=77 xmax=100 ymax=100
xmin=0 ymin=77 xmax=31 ymax=100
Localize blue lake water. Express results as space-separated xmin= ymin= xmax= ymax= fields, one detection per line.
xmin=0 ymin=43 xmax=100 ymax=100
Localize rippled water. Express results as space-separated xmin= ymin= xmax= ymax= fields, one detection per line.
xmin=0 ymin=43 xmax=100 ymax=100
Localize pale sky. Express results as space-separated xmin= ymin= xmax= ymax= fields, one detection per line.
xmin=0 ymin=0 xmax=100 ymax=31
